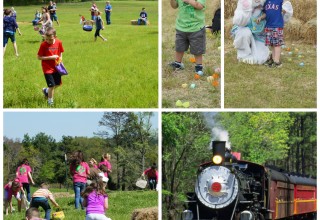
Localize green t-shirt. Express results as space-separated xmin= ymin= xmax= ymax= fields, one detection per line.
xmin=175 ymin=0 xmax=206 ymax=32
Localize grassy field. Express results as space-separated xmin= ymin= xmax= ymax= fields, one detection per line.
xmin=224 ymin=39 xmax=317 ymax=108
xmin=4 ymin=187 xmax=158 ymax=219
xmin=162 ymin=0 xmax=221 ymax=108
xmin=3 ymin=1 xmax=158 ymax=108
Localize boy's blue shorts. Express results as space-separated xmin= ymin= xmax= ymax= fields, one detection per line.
xmin=3 ymin=31 xmax=16 ymax=47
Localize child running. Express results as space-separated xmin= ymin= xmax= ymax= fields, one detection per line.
xmin=82 ymin=177 xmax=111 ymax=220
xmin=169 ymin=0 xmax=206 ymax=76
xmin=37 ymin=27 xmax=64 ymax=106
xmin=4 ymin=179 xmax=25 ymax=215
xmin=257 ymin=0 xmax=285 ymax=68
xmin=94 ymin=11 xmax=107 ymax=41
xmin=30 ymin=183 xmax=59 ymax=220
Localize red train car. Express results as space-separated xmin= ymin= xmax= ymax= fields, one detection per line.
xmin=183 ymin=141 xmax=317 ymax=220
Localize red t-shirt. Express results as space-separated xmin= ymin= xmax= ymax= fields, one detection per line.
xmin=37 ymin=38 xmax=64 ymax=74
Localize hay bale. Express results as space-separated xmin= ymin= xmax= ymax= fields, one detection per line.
xmin=131 ymin=207 xmax=158 ymax=220
xmin=290 ymin=0 xmax=316 ymax=23
xmin=225 ymin=0 xmax=237 ymax=19
xmin=212 ymin=0 xmax=221 ymax=15
xmin=131 ymin=20 xmax=150 ymax=25
xmin=224 ymin=17 xmax=234 ymax=40
xmin=301 ymin=18 xmax=317 ymax=44
xmin=284 ymin=17 xmax=303 ymax=41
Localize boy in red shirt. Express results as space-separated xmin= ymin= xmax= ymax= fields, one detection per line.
xmin=37 ymin=27 xmax=64 ymax=106
xmin=141 ymin=163 xmax=158 ymax=190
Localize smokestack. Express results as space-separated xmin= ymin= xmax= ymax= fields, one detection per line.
xmin=211 ymin=141 xmax=226 ymax=165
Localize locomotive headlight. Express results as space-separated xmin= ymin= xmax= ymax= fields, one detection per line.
xmin=212 ymin=155 xmax=223 ymax=164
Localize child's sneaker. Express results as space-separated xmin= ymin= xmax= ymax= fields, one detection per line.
xmin=48 ymin=100 xmax=54 ymax=107
xmin=264 ymin=57 xmax=273 ymax=66
xmin=195 ymin=64 xmax=204 ymax=76
xmin=42 ymin=88 xmax=48 ymax=99
xmin=168 ymin=61 xmax=185 ymax=70
xmin=269 ymin=61 xmax=282 ymax=68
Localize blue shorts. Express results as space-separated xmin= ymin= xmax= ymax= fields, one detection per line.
xmin=264 ymin=27 xmax=284 ymax=47
xmin=50 ymin=14 xmax=58 ymax=21
xmin=3 ymin=31 xmax=16 ymax=47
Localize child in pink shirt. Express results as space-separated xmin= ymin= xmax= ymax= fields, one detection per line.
xmin=82 ymin=177 xmax=111 ymax=220
xmin=16 ymin=158 xmax=35 ymax=202
xmin=4 ymin=179 xmax=25 ymax=215
xmin=70 ymin=150 xmax=90 ymax=209
xmin=142 ymin=163 xmax=158 ymax=190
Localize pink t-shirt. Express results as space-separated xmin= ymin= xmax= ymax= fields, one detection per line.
xmin=98 ymin=161 xmax=112 ymax=170
xmin=86 ymin=191 xmax=108 ymax=215
xmin=16 ymin=164 xmax=32 ymax=183
xmin=4 ymin=181 xmax=22 ymax=201
xmin=70 ymin=162 xmax=90 ymax=183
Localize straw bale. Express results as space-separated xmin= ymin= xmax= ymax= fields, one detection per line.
xmin=212 ymin=0 xmax=221 ymax=14
xmin=284 ymin=17 xmax=302 ymax=41
xmin=224 ymin=18 xmax=234 ymax=40
xmin=301 ymin=18 xmax=317 ymax=44
xmin=290 ymin=0 xmax=316 ymax=23
xmin=132 ymin=207 xmax=158 ymax=220
xmin=225 ymin=0 xmax=237 ymax=19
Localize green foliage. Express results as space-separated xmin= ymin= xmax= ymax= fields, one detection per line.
xmin=4 ymin=2 xmax=158 ymax=108
xmin=162 ymin=112 xmax=211 ymax=219
xmin=217 ymin=112 xmax=293 ymax=164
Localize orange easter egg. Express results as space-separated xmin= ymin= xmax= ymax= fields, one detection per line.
xmin=213 ymin=73 xmax=219 ymax=79
xmin=189 ymin=57 xmax=196 ymax=63
xmin=194 ymin=73 xmax=201 ymax=80
xmin=212 ymin=80 xmax=219 ymax=87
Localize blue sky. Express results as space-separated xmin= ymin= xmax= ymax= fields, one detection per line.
xmin=4 ymin=111 xmax=158 ymax=141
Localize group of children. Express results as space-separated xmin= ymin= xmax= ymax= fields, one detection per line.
xmin=4 ymin=154 xmax=113 ymax=220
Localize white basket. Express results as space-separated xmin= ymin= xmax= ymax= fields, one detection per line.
xmin=136 ymin=178 xmax=147 ymax=189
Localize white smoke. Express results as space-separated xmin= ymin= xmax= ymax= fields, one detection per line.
xmin=211 ymin=127 xmax=231 ymax=150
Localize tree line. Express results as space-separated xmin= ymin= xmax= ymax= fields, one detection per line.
xmin=162 ymin=112 xmax=317 ymax=220
xmin=4 ymin=112 xmax=158 ymax=191
xmin=4 ymin=0 xmax=157 ymax=7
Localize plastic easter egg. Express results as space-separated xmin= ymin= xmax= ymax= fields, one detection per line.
xmin=281 ymin=45 xmax=286 ymax=49
xmin=213 ymin=73 xmax=219 ymax=79
xmin=214 ymin=67 xmax=221 ymax=73
xmin=197 ymin=71 xmax=204 ymax=76
xmin=287 ymin=58 xmax=292 ymax=61
xmin=288 ymin=52 xmax=293 ymax=55
xmin=212 ymin=80 xmax=219 ymax=87
xmin=218 ymin=46 xmax=221 ymax=51
xmin=176 ymin=100 xmax=183 ymax=107
xmin=194 ymin=74 xmax=201 ymax=80
xmin=182 ymin=83 xmax=188 ymax=88
xmin=295 ymin=48 xmax=299 ymax=52
xmin=189 ymin=57 xmax=196 ymax=63
xmin=190 ymin=83 xmax=196 ymax=89
xmin=299 ymin=62 xmax=304 ymax=66
xmin=207 ymin=76 xmax=213 ymax=83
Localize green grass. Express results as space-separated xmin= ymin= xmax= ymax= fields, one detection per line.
xmin=224 ymin=40 xmax=317 ymax=108
xmin=4 ymin=187 xmax=158 ymax=219
xmin=4 ymin=2 xmax=158 ymax=108
xmin=162 ymin=0 xmax=221 ymax=108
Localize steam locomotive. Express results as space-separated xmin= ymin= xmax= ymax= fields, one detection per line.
xmin=183 ymin=141 xmax=317 ymax=220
